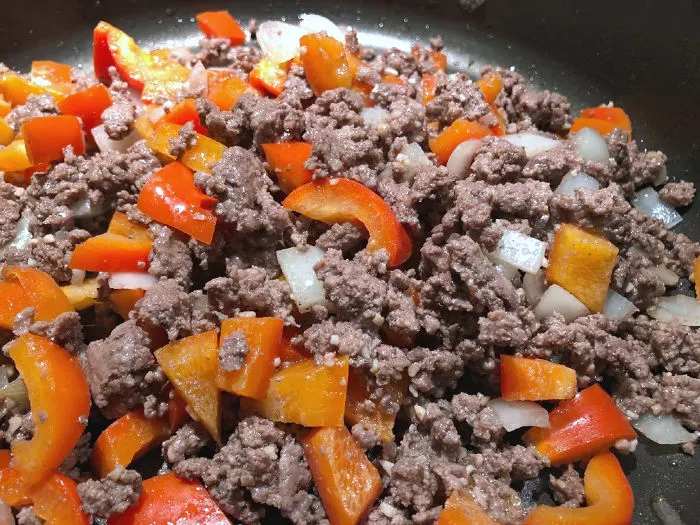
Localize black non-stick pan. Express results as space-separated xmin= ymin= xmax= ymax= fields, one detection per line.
xmin=3 ymin=1 xmax=699 ymax=523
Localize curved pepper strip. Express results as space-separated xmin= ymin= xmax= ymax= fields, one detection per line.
xmin=500 ymin=355 xmax=577 ymax=401
xmin=524 ymin=451 xmax=633 ymax=525
xmin=8 ymin=334 xmax=91 ymax=487
xmin=283 ymin=178 xmax=413 ymax=267
xmin=33 ymin=472 xmax=90 ymax=525
xmin=196 ymin=10 xmax=246 ymax=45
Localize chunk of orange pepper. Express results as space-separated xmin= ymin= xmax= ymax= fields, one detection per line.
xmin=500 ymin=355 xmax=577 ymax=401
xmin=146 ymin=121 xmax=226 ymax=173
xmin=546 ymin=223 xmax=619 ymax=313
xmin=69 ymin=233 xmax=152 ymax=273
xmin=570 ymin=106 xmax=632 ymax=137
xmin=137 ymin=161 xmax=219 ymax=245
xmin=107 ymin=211 xmax=152 ymax=242
xmin=22 ymin=115 xmax=86 ymax=163
xmin=302 ymin=426 xmax=382 ymax=525
xmin=207 ymin=70 xmax=257 ymax=110
xmin=477 ymin=72 xmax=503 ymax=105
xmin=0 ymin=72 xmax=65 ymax=106
xmin=0 ymin=95 xmax=11 ymax=117
xmin=8 ymin=334 xmax=90 ymax=486
xmin=58 ymin=84 xmax=113 ymax=132
xmin=31 ymin=60 xmax=72 ymax=85
xmin=242 ymin=356 xmax=349 ymax=427
xmin=278 ymin=326 xmax=309 ymax=364
xmin=161 ymin=98 xmax=208 ymax=135
xmin=283 ymin=178 xmax=413 ymax=267
xmin=108 ymin=472 xmax=232 ymax=525
xmin=0 ymin=464 xmax=32 ymax=506
xmin=0 ymin=140 xmax=32 ymax=172
xmin=437 ymin=490 xmax=502 ymax=525
xmin=525 ymin=384 xmax=636 ymax=465
xmin=0 ymin=118 xmax=14 ymax=147
xmin=429 ymin=119 xmax=492 ymax=164
xmin=109 ymin=289 xmax=146 ymax=320
xmin=524 ymin=451 xmax=633 ymax=525
xmin=155 ymin=331 xmax=221 ymax=442
xmin=421 ymin=73 xmax=438 ymax=104
xmin=249 ymin=58 xmax=290 ymax=97
xmin=216 ymin=317 xmax=284 ymax=399
xmin=300 ymin=33 xmax=352 ymax=96
xmin=262 ymin=142 xmax=314 ymax=193
xmin=33 ymin=472 xmax=90 ymax=525
xmin=196 ymin=11 xmax=246 ymax=45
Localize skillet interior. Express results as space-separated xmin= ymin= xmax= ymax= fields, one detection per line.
xmin=3 ymin=0 xmax=700 ymax=522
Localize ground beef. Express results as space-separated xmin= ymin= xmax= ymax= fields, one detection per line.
xmin=219 ymin=330 xmax=249 ymax=371
xmin=470 ymin=137 xmax=528 ymax=184
xmin=101 ymin=101 xmax=136 ymax=140
xmin=0 ymin=182 xmax=21 ymax=247
xmin=314 ymin=222 xmax=366 ymax=254
xmin=606 ymin=130 xmax=668 ymax=194
xmin=549 ymin=465 xmax=585 ymax=507
xmin=132 ymin=279 xmax=194 ymax=341
xmin=77 ymin=467 xmax=142 ymax=518
xmin=147 ymin=223 xmax=194 ymax=289
xmin=371 ymin=83 xmax=427 ymax=144
xmin=27 ymin=310 xmax=85 ymax=355
xmin=162 ymin=422 xmax=211 ymax=465
xmin=195 ymin=38 xmax=262 ymax=72
xmin=168 ymin=120 xmax=198 ymax=157
xmin=16 ymin=506 xmax=43 ymax=525
xmin=5 ymin=93 xmax=58 ymax=131
xmin=425 ymin=74 xmax=491 ymax=127
xmin=235 ymin=94 xmax=306 ymax=145
xmin=659 ymin=181 xmax=695 ymax=207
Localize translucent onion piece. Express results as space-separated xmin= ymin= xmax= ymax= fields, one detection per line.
xmin=92 ymin=124 xmax=141 ymax=154
xmin=446 ymin=139 xmax=481 ymax=178
xmin=0 ymin=498 xmax=14 ymax=525
xmin=496 ymin=230 xmax=546 ymax=274
xmin=187 ymin=61 xmax=208 ymax=96
xmin=632 ymin=187 xmax=683 ymax=228
xmin=634 ymin=413 xmax=695 ymax=445
xmin=70 ymin=196 xmax=105 ymax=219
xmin=0 ymin=378 xmax=29 ymax=408
xmin=257 ymin=21 xmax=307 ymax=64
xmin=652 ymin=497 xmax=687 ymax=525
xmin=5 ymin=217 xmax=32 ymax=251
xmin=651 ymin=265 xmax=680 ymax=287
xmin=486 ymin=251 xmax=519 ymax=280
xmin=488 ymin=398 xmax=550 ymax=432
xmin=395 ymin=142 xmax=431 ymax=181
xmin=573 ymin=127 xmax=610 ymax=163
xmin=653 ymin=165 xmax=669 ymax=187
xmin=503 ymin=132 xmax=560 ymax=158
xmin=361 ymin=107 xmax=388 ymax=128
xmin=298 ymin=13 xmax=345 ymax=42
xmin=647 ymin=295 xmax=700 ymax=326
xmin=276 ymin=246 xmax=327 ymax=312
xmin=534 ymin=285 xmax=590 ymax=322
xmin=522 ymin=270 xmax=547 ymax=306
xmin=603 ymin=289 xmax=638 ymax=319
xmin=555 ymin=170 xmax=601 ymax=197
xmin=108 ymin=272 xmax=158 ymax=290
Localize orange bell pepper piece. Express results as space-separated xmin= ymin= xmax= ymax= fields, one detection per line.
xmin=61 ymin=278 xmax=100 ymax=311
xmin=546 ymin=224 xmax=619 ymax=313
xmin=278 ymin=326 xmax=310 ymax=364
xmin=261 ymin=142 xmax=313 ymax=193
xmin=33 ymin=472 xmax=90 ymax=525
xmin=0 ymin=139 xmax=32 ymax=172
xmin=108 ymin=472 xmax=231 ymax=525
xmin=569 ymin=118 xmax=617 ymax=136
xmin=215 ymin=317 xmax=284 ymax=399
xmin=302 ymin=426 xmax=382 ymax=525
xmin=0 ymin=465 xmax=32 ymax=507
xmin=249 ymin=58 xmax=290 ymax=97
xmin=137 ymin=161 xmax=219 ymax=245
xmin=69 ymin=233 xmax=151 ymax=273
xmin=411 ymin=47 xmax=447 ymax=73
xmin=0 ymin=118 xmax=14 ymax=146
xmin=242 ymin=356 xmax=349 ymax=427
xmin=0 ymin=72 xmax=64 ymax=106
xmin=146 ymin=121 xmax=226 ymax=173
xmin=300 ymin=33 xmax=352 ymax=96
xmin=21 ymin=115 xmax=86 ymax=163
xmin=525 ymin=384 xmax=636 ymax=465
xmin=196 ymin=10 xmax=246 ymax=45
xmin=524 ymin=451 xmax=633 ymax=525
xmin=161 ymin=98 xmax=208 ymax=135
xmin=31 ymin=60 xmax=72 ymax=85
xmin=91 ymin=409 xmax=171 ymax=478
xmin=107 ymin=211 xmax=152 ymax=242
xmin=57 ymin=84 xmax=113 ymax=132
xmin=381 ymin=73 xmax=404 ymax=86
xmin=477 ymin=72 xmax=503 ymax=105
xmin=0 ymin=265 xmax=73 ymax=330
xmin=429 ymin=119 xmax=492 ymax=164
xmin=500 ymin=355 xmax=577 ymax=401
xmin=93 ymin=21 xmax=153 ymax=89
xmin=0 ymin=95 xmax=11 ymax=117
xmin=437 ymin=490 xmax=502 ymax=525
xmin=8 ymin=334 xmax=90 ymax=486
xmin=155 ymin=331 xmax=221 ymax=443
xmin=207 ymin=70 xmax=256 ymax=110
xmin=421 ymin=73 xmax=438 ymax=105
xmin=283 ymin=178 xmax=413 ymax=267
xmin=109 ymin=289 xmax=146 ymax=320
xmin=574 ymin=106 xmax=632 ymax=136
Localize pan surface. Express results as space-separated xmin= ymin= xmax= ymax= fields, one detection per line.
xmin=3 ymin=1 xmax=699 ymax=523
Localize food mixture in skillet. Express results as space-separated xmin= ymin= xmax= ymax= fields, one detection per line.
xmin=0 ymin=9 xmax=697 ymax=525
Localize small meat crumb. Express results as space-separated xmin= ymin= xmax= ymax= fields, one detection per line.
xmin=77 ymin=467 xmax=143 ymax=518
xmin=659 ymin=181 xmax=695 ymax=207
xmin=218 ymin=330 xmax=249 ymax=371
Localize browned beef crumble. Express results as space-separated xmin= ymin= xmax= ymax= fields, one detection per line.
xmin=77 ymin=467 xmax=143 ymax=518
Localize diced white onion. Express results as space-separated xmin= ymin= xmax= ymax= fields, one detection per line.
xmin=0 ymin=378 xmax=29 ymax=408
xmin=257 ymin=21 xmax=307 ymax=64
xmin=70 ymin=196 xmax=104 ymax=219
xmin=634 ymin=413 xmax=695 ymax=445
xmin=555 ymin=170 xmax=601 ymax=197
xmin=71 ymin=269 xmax=86 ymax=286
xmin=653 ymin=165 xmax=669 ymax=187
xmin=651 ymin=265 xmax=680 ymax=287
xmin=652 ymin=497 xmax=688 ymax=525
xmin=298 ymin=13 xmax=345 ymax=42
xmin=632 ymin=187 xmax=683 ymax=229
xmin=276 ymin=246 xmax=327 ymax=312
xmin=534 ymin=285 xmax=590 ymax=322
xmin=5 ymin=217 xmax=31 ymax=251
xmin=108 ymin=272 xmax=157 ymax=290
xmin=446 ymin=139 xmax=481 ymax=178
xmin=647 ymin=295 xmax=700 ymax=326
xmin=187 ymin=61 xmax=208 ymax=97
xmin=122 ymin=88 xmax=145 ymax=114
xmin=485 ymin=251 xmax=519 ymax=280
xmin=488 ymin=398 xmax=550 ymax=432
xmin=146 ymin=105 xmax=166 ymax=124
xmin=378 ymin=460 xmax=394 ymax=475
xmin=395 ymin=142 xmax=431 ymax=181
xmin=572 ymin=127 xmax=610 ymax=164
xmin=522 ymin=270 xmax=547 ymax=306
xmin=603 ymin=289 xmax=638 ymax=319
xmin=92 ymin=124 xmax=141 ymax=154
xmin=503 ymin=132 xmax=560 ymax=158
xmin=361 ymin=107 xmax=388 ymax=128
xmin=496 ymin=230 xmax=546 ymax=274
xmin=0 ymin=498 xmax=14 ymax=525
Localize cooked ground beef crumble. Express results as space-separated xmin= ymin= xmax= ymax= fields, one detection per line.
xmin=0 ymin=11 xmax=697 ymax=525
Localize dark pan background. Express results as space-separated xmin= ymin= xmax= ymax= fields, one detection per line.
xmin=3 ymin=1 xmax=699 ymax=523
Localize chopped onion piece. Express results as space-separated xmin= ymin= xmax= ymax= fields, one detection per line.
xmin=298 ymin=13 xmax=345 ymax=42
xmin=647 ymin=295 xmax=700 ymax=326
xmin=488 ymin=398 xmax=550 ymax=432
xmin=277 ymin=246 xmax=327 ymax=312
xmin=653 ymin=165 xmax=669 ymax=187
xmin=651 ymin=265 xmax=680 ymax=287
xmin=503 ymin=132 xmax=559 ymax=158
xmin=395 ymin=142 xmax=431 ymax=181
xmin=146 ymin=104 xmax=166 ymax=123
xmin=572 ymin=127 xmax=610 ymax=163
xmin=522 ymin=270 xmax=547 ymax=306
xmin=555 ymin=170 xmax=601 ymax=197
xmin=4 ymin=217 xmax=32 ymax=251
xmin=187 ymin=61 xmax=208 ymax=96
xmin=108 ymin=272 xmax=157 ymax=290
xmin=446 ymin=139 xmax=481 ymax=178
xmin=496 ymin=230 xmax=545 ymax=274
xmin=361 ymin=107 xmax=388 ymax=128
xmin=534 ymin=285 xmax=590 ymax=322
xmin=652 ymin=497 xmax=687 ymax=525
xmin=257 ymin=21 xmax=307 ymax=64
xmin=70 ymin=196 xmax=105 ymax=219
xmin=603 ymin=289 xmax=638 ymax=319
xmin=92 ymin=124 xmax=141 ymax=154
xmin=71 ymin=269 xmax=86 ymax=286
xmin=0 ymin=498 xmax=13 ymax=525
xmin=634 ymin=413 xmax=695 ymax=445
xmin=0 ymin=378 xmax=29 ymax=408
xmin=486 ymin=251 xmax=519 ymax=280
xmin=632 ymin=187 xmax=683 ymax=228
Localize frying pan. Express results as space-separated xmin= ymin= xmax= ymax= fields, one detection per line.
xmin=3 ymin=0 xmax=699 ymax=523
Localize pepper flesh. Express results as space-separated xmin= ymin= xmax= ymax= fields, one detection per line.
xmin=261 ymin=142 xmax=314 ymax=193
xmin=571 ymin=106 xmax=632 ymax=136
xmin=21 ymin=115 xmax=86 ymax=163
xmin=69 ymin=233 xmax=152 ymax=273
xmin=146 ymin=121 xmax=226 ymax=174
xmin=57 ymin=84 xmax=113 ymax=132
xmin=300 ymin=33 xmax=352 ymax=95
xmin=249 ymin=58 xmax=290 ymax=97
xmin=196 ymin=10 xmax=246 ymax=45
xmin=161 ymin=98 xmax=208 ymax=135
xmin=500 ymin=355 xmax=577 ymax=401
xmin=207 ymin=71 xmax=256 ymax=110
xmin=429 ymin=119 xmax=492 ymax=164
xmin=437 ymin=490 xmax=502 ymax=525
xmin=33 ymin=472 xmax=90 ymax=525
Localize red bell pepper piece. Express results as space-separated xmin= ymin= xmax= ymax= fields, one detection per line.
xmin=525 ymin=384 xmax=636 ymax=465
xmin=7 ymin=334 xmax=90 ymax=487
xmin=107 ymin=472 xmax=232 ymax=525
xmin=437 ymin=490 xmax=502 ymax=525
xmin=57 ymin=84 xmax=113 ymax=132
xmin=69 ymin=233 xmax=152 ymax=273
xmin=300 ymin=33 xmax=352 ymax=96
xmin=160 ymin=98 xmax=208 ymax=135
xmin=261 ymin=142 xmax=313 ymax=193
xmin=500 ymin=355 xmax=577 ymax=401
xmin=302 ymin=426 xmax=382 ymax=525
xmin=278 ymin=326 xmax=310 ymax=364
xmin=283 ymin=178 xmax=412 ymax=267
xmin=196 ymin=10 xmax=246 ymax=45
xmin=93 ymin=21 xmax=152 ymax=89
xmin=33 ymin=472 xmax=90 ymax=525
xmin=207 ymin=70 xmax=257 ymax=110
xmin=137 ymin=161 xmax=219 ymax=245
xmin=429 ymin=119 xmax=492 ymax=164
xmin=249 ymin=58 xmax=290 ymax=97
xmin=107 ymin=211 xmax=152 ymax=242
xmin=524 ymin=451 xmax=633 ymax=525
xmin=21 ymin=115 xmax=86 ymax=163
xmin=580 ymin=107 xmax=632 ymax=133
